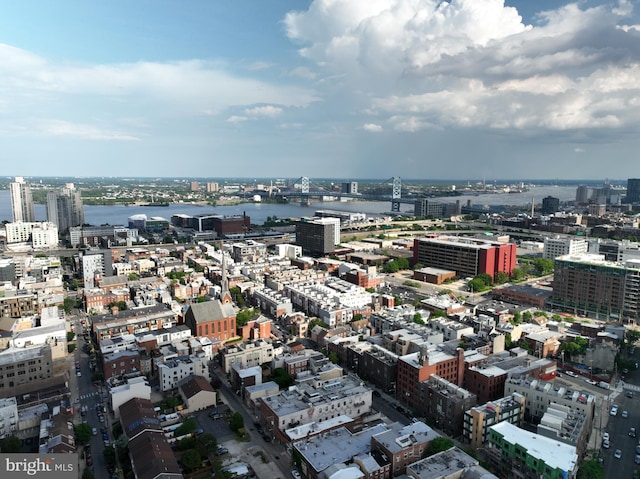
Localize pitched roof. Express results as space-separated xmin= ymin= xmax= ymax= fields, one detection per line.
xmin=187 ymin=299 xmax=236 ymax=323
xmin=179 ymin=375 xmax=215 ymax=398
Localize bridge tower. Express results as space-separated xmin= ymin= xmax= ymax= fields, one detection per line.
xmin=391 ymin=176 xmax=402 ymax=212
xmin=301 ymin=176 xmax=310 ymax=206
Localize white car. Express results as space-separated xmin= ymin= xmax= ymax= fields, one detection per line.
xmin=614 ymin=449 xmax=622 ymax=459
xmin=603 ymin=432 xmax=610 ymax=442
xmin=291 ymin=471 xmax=302 ymax=479
xmin=611 ymin=406 xmax=619 ymax=416
xmin=623 ymin=410 xmax=629 ymax=418
xmin=603 ymin=439 xmax=610 ymax=449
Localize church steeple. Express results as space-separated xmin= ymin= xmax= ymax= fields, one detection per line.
xmin=220 ymin=241 xmax=233 ymax=304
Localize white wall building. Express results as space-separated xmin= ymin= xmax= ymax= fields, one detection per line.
xmin=543 ymin=237 xmax=589 ymax=260
xmin=109 ymin=376 xmax=152 ymax=419
xmin=157 ymin=355 xmax=210 ymax=392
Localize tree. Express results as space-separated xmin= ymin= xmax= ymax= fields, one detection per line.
xmin=128 ymin=273 xmax=140 ymax=281
xmin=577 ymin=459 xmax=604 ymax=479
xmin=495 ymin=271 xmax=509 ymax=284
xmin=522 ymin=311 xmax=532 ymax=322
xmin=510 ymin=267 xmax=525 ymax=281
xmin=511 ymin=311 xmax=522 ymax=324
xmin=328 ymin=352 xmax=339 ymax=364
xmin=425 ymin=437 xmax=454 ymax=457
xmin=67 ymin=331 xmax=76 ymax=342
xmin=67 ymin=344 xmax=76 ymax=353
xmin=413 ymin=313 xmax=425 ymax=325
xmin=82 ymin=468 xmax=96 ymax=479
xmin=63 ymin=297 xmax=76 ymax=314
xmin=626 ymin=329 xmax=640 ymax=347
xmin=180 ymin=449 xmax=202 ymax=472
xmin=476 ymin=273 xmax=493 ymax=286
xmin=229 ymin=412 xmax=244 ymax=432
xmin=174 ymin=418 xmax=196 ymax=437
xmin=272 ymin=368 xmax=294 ymax=388
xmin=236 ymin=308 xmax=257 ymax=327
xmin=1 ymin=435 xmax=21 ymax=453
xmin=75 ymin=424 xmax=92 ymax=445
xmin=532 ymin=258 xmax=554 ymax=275
xmin=468 ymin=278 xmax=486 ymax=293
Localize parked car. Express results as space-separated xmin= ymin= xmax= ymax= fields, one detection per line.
xmin=291 ymin=471 xmax=301 ymax=479
xmin=628 ymin=390 xmax=635 ymax=398
xmin=603 ymin=432 xmax=610 ymax=442
xmin=611 ymin=406 xmax=619 ymax=416
xmin=215 ymin=447 xmax=229 ymax=456
xmin=603 ymin=439 xmax=610 ymax=449
xmin=623 ymin=410 xmax=629 ymax=418
xmin=92 ymin=427 xmax=97 ymax=436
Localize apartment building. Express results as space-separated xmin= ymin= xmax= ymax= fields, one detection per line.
xmin=419 ymin=375 xmax=477 ymax=437
xmin=259 ymin=376 xmax=372 ymax=442
xmin=463 ymin=393 xmax=525 ymax=449
xmin=219 ymin=338 xmax=274 ymax=373
xmin=0 ymin=345 xmax=53 ymax=392
xmin=551 ymin=253 xmax=640 ymax=321
xmin=504 ymin=377 xmax=595 ymax=424
xmin=157 ymin=355 xmax=210 ymax=392
xmin=487 ymin=422 xmax=578 ymax=479
xmin=396 ymin=347 xmax=465 ymax=412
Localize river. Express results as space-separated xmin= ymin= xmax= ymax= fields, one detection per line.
xmin=0 ymin=185 xmax=581 ymax=226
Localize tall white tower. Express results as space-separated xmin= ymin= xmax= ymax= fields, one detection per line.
xmin=9 ymin=177 xmax=35 ymax=222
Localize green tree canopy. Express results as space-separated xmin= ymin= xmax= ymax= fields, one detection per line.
xmin=180 ymin=449 xmax=202 ymax=472
xmin=425 ymin=437 xmax=454 ymax=457
xmin=495 ymin=271 xmax=509 ymax=284
xmin=74 ymin=424 xmax=92 ymax=445
xmin=0 ymin=435 xmax=21 ymax=453
xmin=229 ymin=412 xmax=244 ymax=432
xmin=626 ymin=329 xmax=640 ymax=346
xmin=577 ymin=459 xmax=604 ymax=479
xmin=174 ymin=418 xmax=196 ymax=437
xmin=236 ymin=308 xmax=258 ymax=327
xmin=532 ymin=258 xmax=554 ymax=275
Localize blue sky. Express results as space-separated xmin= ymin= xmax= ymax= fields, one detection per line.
xmin=1 ymin=0 xmax=639 ymax=180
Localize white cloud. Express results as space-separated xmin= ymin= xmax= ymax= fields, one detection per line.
xmin=574 ymin=147 xmax=585 ymax=153
xmin=362 ymin=123 xmax=383 ymax=132
xmin=226 ymin=116 xmax=249 ymax=123
xmin=289 ymin=66 xmax=317 ymax=79
xmin=39 ymin=119 xmax=139 ymax=141
xmin=0 ymin=43 xmax=317 ymax=138
xmin=284 ymin=0 xmax=640 ymax=137
xmin=244 ymin=106 xmax=283 ymax=117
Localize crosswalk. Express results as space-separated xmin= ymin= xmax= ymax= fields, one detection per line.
xmin=624 ymin=383 xmax=640 ymax=392
xmin=77 ymin=391 xmax=100 ymax=401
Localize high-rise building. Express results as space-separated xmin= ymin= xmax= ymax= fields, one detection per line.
xmin=541 ymin=196 xmax=560 ymax=215
xmin=412 ymin=236 xmax=517 ymax=279
xmin=341 ymin=181 xmax=358 ymax=194
xmin=550 ymin=253 xmax=640 ymax=321
xmin=626 ymin=178 xmax=640 ymax=204
xmin=46 ymin=183 xmax=85 ymax=233
xmin=9 ymin=176 xmax=35 ymax=223
xmin=414 ymin=199 xmax=445 ymax=218
xmin=575 ymin=185 xmax=589 ymax=204
xmin=295 ymin=217 xmax=341 ymax=256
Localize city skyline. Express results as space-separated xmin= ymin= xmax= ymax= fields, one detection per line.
xmin=1 ymin=1 xmax=640 ymax=179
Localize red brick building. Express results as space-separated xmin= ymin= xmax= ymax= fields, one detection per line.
xmin=184 ymin=298 xmax=237 ymax=342
xmin=396 ymin=348 xmax=464 ymax=412
xmin=413 ymin=236 xmax=517 ymax=279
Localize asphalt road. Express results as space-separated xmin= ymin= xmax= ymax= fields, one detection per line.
xmin=71 ymin=314 xmax=113 ymax=479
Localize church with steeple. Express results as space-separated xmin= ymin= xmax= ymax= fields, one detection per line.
xmin=184 ymin=244 xmax=238 ymax=341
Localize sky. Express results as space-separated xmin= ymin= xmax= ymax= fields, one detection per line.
xmin=1 ymin=0 xmax=639 ymax=181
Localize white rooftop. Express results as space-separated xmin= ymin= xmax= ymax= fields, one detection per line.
xmin=490 ymin=422 xmax=578 ymax=473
